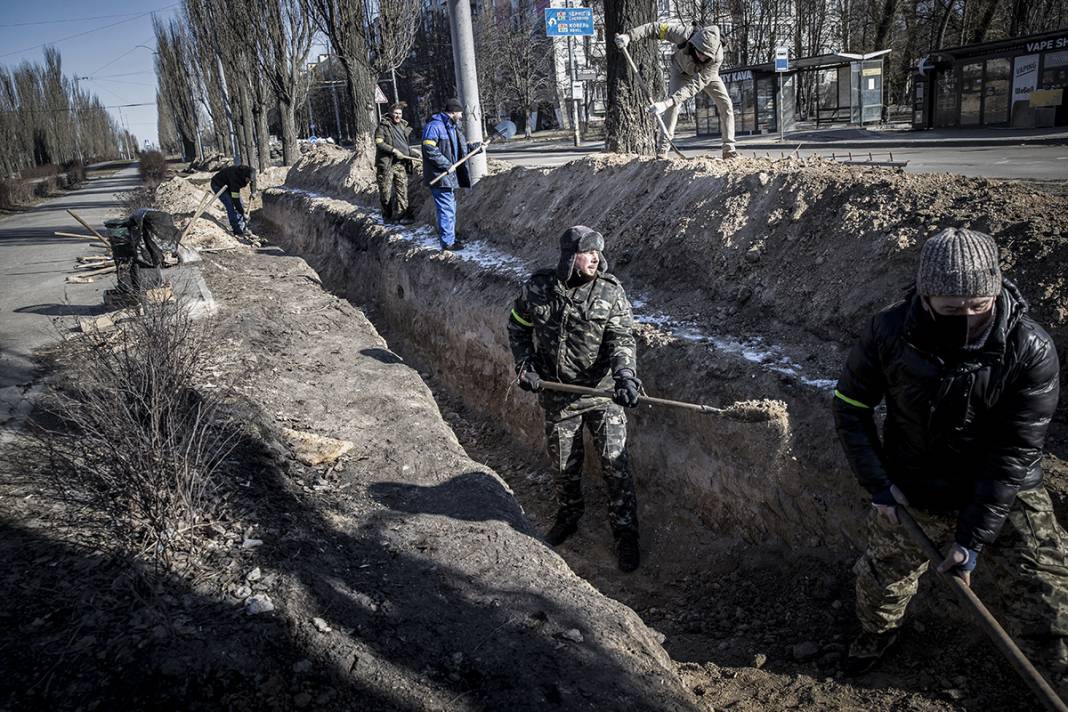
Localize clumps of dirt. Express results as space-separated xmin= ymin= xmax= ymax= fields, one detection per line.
xmin=283 ymin=143 xmax=378 ymax=200
xmin=153 ymin=175 xmax=240 ymax=249
xmin=721 ymin=398 xmax=789 ymax=425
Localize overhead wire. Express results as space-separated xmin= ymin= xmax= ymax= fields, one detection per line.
xmin=0 ymin=4 xmax=178 ymax=60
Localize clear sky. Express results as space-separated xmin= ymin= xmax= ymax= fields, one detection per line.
xmin=0 ymin=1 xmax=182 ymax=149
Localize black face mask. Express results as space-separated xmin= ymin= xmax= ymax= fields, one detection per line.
xmin=929 ymin=312 xmax=970 ymax=352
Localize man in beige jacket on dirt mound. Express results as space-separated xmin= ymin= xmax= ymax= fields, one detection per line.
xmin=615 ymin=22 xmax=737 ymax=159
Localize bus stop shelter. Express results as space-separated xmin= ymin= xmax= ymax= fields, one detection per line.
xmin=696 ymin=50 xmax=890 ymax=137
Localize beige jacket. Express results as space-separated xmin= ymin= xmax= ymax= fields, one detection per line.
xmin=629 ymin=22 xmax=724 ymax=104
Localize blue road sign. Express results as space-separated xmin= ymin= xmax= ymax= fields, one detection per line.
xmin=774 ymin=47 xmax=789 ymax=72
xmin=545 ymin=7 xmax=594 ymax=37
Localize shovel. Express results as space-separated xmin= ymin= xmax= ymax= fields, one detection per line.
xmin=897 ymin=505 xmax=1068 ymax=712
xmin=539 ymin=380 xmax=780 ymax=423
xmin=618 ymin=45 xmax=687 ymax=160
xmin=428 ymin=124 xmax=510 ymax=187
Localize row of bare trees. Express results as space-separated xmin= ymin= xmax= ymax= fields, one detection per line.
xmin=155 ymin=0 xmax=420 ymax=166
xmin=154 ymin=0 xmax=315 ymax=167
xmin=150 ymin=0 xmax=1066 ymax=162
xmin=0 ymin=48 xmax=133 ymax=178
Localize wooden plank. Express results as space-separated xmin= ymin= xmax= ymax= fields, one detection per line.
xmin=66 ymin=209 xmax=105 ymax=239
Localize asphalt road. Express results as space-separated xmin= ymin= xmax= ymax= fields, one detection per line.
xmin=0 ymin=164 xmax=139 ymax=433
xmin=490 ymin=143 xmax=1068 ymax=183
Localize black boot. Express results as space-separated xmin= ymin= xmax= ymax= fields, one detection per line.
xmin=844 ymin=629 xmax=899 ymax=676
xmin=617 ymin=533 xmax=640 ymax=572
xmin=545 ymin=513 xmax=580 ymax=546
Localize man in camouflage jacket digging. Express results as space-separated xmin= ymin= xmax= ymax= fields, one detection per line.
xmin=832 ymin=227 xmax=1068 ymax=694
xmin=507 ymin=226 xmax=643 ymax=572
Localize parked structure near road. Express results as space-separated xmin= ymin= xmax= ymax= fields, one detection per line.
xmin=913 ymin=29 xmax=1068 ymax=130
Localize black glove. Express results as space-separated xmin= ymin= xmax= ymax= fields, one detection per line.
xmin=517 ymin=369 xmax=542 ymax=393
xmin=613 ymin=369 xmax=641 ymax=408
xmin=469 ymin=141 xmax=483 ymax=152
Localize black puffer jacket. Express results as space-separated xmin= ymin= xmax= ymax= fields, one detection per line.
xmin=833 ymin=279 xmax=1060 ymax=551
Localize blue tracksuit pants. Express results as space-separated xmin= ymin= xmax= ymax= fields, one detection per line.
xmin=430 ymin=186 xmax=456 ymax=246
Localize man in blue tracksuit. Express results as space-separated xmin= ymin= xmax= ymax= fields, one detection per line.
xmin=421 ymin=97 xmax=482 ymax=251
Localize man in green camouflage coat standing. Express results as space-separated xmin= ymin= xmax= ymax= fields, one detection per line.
xmin=374 ymin=102 xmax=416 ymax=223
xmin=507 ymin=226 xmax=643 ymax=572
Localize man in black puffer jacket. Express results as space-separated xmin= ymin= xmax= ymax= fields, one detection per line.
xmin=833 ymin=228 xmax=1067 ymax=691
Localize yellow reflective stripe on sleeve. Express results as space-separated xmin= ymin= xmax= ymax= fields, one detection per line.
xmin=230 ymin=191 xmax=240 ymax=198
xmin=834 ymin=389 xmax=871 ymax=409
xmin=510 ymin=308 xmax=533 ymax=328
xmin=423 ymin=139 xmax=437 ymax=146
xmin=658 ymin=24 xmax=668 ymax=39
xmin=375 ymin=138 xmax=384 ymax=143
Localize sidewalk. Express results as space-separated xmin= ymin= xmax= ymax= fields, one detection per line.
xmin=490 ymin=125 xmax=1068 ymax=154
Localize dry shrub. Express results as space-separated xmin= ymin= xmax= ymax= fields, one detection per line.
xmin=34 ymin=297 xmax=236 ymax=570
xmin=0 ymin=179 xmax=34 ymax=209
xmin=139 ymin=150 xmax=168 ymax=187
xmin=119 ymin=186 xmax=156 ymax=213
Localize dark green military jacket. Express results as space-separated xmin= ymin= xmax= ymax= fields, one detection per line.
xmin=374 ymin=118 xmax=413 ymax=173
xmin=508 ymin=268 xmax=637 ymax=418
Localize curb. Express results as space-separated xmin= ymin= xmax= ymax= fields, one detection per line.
xmin=492 ymin=136 xmax=1068 ymax=154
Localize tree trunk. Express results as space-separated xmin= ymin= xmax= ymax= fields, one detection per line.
xmin=254 ymin=77 xmax=271 ymax=170
xmin=873 ymin=0 xmax=899 ymax=49
xmin=238 ymin=86 xmax=257 ymax=169
xmin=181 ymin=135 xmax=197 ymax=163
xmin=603 ymin=0 xmax=663 ymax=155
xmin=936 ymin=0 xmax=957 ymax=49
xmin=280 ymin=98 xmax=299 ymax=165
xmin=255 ymin=101 xmax=271 ymax=170
xmin=971 ymin=0 xmax=999 ymax=43
xmin=340 ymin=59 xmax=376 ymax=140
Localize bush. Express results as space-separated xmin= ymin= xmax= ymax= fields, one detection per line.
xmin=0 ymin=179 xmax=34 ymax=210
xmin=33 ymin=297 xmax=236 ymax=570
xmin=139 ymin=150 xmax=168 ymax=187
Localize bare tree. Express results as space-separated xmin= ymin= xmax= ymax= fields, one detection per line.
xmin=475 ymin=4 xmax=555 ymax=135
xmin=604 ymin=0 xmax=666 ymax=154
xmin=368 ymin=0 xmax=422 ymax=104
xmin=309 ymin=0 xmax=379 ymax=143
xmin=245 ymin=0 xmax=314 ymax=165
xmin=154 ymin=18 xmax=201 ymax=161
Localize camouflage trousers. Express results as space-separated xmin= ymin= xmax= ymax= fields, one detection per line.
xmin=854 ymin=486 xmax=1068 ymax=685
xmin=376 ymin=163 xmax=408 ymax=219
xmin=544 ymin=404 xmax=639 ymax=539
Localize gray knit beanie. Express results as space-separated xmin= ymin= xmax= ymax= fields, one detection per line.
xmin=916 ymin=228 xmax=1002 ymax=297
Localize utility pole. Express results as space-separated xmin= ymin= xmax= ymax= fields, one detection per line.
xmin=566 ymin=0 xmax=581 ymax=146
xmin=391 ymin=67 xmax=400 ymax=103
xmin=446 ymin=0 xmax=486 ymax=182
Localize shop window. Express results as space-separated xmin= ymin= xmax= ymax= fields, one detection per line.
xmin=756 ymin=77 xmax=776 ymax=132
xmin=732 ymin=79 xmax=755 ymax=133
xmin=960 ymin=61 xmax=983 ymax=125
xmin=1038 ymin=50 xmax=1068 ymax=126
xmin=934 ymin=67 xmax=959 ymax=127
xmin=983 ymin=57 xmax=1010 ymax=125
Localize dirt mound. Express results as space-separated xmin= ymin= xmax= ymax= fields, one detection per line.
xmin=154 ymin=175 xmax=241 ymax=249
xmin=257 ymin=165 xmax=289 ymax=191
xmin=186 ymin=153 xmax=231 ymax=172
xmin=284 ymin=144 xmax=378 ymax=200
xmin=283 ymin=143 xmax=509 ymax=208
xmin=459 ymin=154 xmax=1068 ymax=396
